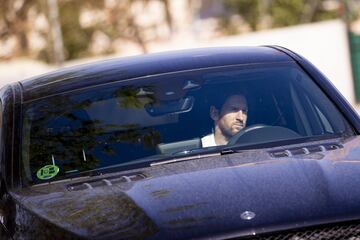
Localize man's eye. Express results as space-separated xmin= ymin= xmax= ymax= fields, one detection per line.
xmin=232 ymin=107 xmax=247 ymax=113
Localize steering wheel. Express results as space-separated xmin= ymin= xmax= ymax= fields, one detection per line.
xmin=227 ymin=124 xmax=300 ymax=146
xmin=227 ymin=124 xmax=268 ymax=145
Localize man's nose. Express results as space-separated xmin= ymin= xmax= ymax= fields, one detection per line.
xmin=236 ymin=110 xmax=244 ymax=121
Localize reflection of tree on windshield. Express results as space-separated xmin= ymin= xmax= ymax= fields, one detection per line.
xmin=114 ymin=86 xmax=156 ymax=109
xmin=26 ymin=85 xmax=161 ymax=182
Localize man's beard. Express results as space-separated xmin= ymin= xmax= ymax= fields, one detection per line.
xmin=221 ymin=124 xmax=245 ymax=140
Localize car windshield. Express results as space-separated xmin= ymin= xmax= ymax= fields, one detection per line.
xmin=22 ymin=62 xmax=355 ymax=184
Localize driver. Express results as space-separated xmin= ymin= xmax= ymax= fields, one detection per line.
xmin=202 ymin=93 xmax=248 ymax=147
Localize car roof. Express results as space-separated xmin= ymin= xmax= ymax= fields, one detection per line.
xmin=20 ymin=46 xmax=293 ymax=102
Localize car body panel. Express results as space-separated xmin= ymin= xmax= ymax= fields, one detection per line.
xmin=10 ymin=136 xmax=360 ymax=239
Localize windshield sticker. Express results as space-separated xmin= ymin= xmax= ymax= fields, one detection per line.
xmin=36 ymin=165 xmax=59 ymax=180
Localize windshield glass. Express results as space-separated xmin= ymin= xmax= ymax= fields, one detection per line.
xmin=22 ymin=62 xmax=354 ymax=183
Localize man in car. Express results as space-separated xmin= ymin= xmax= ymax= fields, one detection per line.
xmin=202 ymin=93 xmax=248 ymax=147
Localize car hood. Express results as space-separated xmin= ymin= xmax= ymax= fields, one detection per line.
xmin=12 ymin=136 xmax=360 ymax=239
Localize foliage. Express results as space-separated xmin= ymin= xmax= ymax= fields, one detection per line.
xmin=223 ymin=0 xmax=260 ymax=31
xmin=271 ymin=0 xmax=339 ymax=27
xmin=271 ymin=0 xmax=304 ymax=27
xmin=0 ymin=0 xmax=342 ymax=62
xmin=345 ymin=0 xmax=359 ymax=22
xmin=220 ymin=0 xmax=339 ymax=34
xmin=0 ymin=0 xmax=44 ymax=56
xmin=0 ymin=0 xmax=173 ymax=62
xmin=58 ymin=0 xmax=101 ymax=59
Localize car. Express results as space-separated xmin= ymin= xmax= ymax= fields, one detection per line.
xmin=0 ymin=46 xmax=359 ymax=239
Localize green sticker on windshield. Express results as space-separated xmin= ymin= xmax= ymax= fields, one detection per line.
xmin=36 ymin=165 xmax=59 ymax=180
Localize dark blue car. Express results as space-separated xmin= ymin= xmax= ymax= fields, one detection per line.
xmin=0 ymin=46 xmax=359 ymax=239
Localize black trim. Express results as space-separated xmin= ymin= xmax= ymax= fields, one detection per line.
xmin=0 ymin=86 xmax=15 ymax=189
xmin=12 ymin=83 xmax=23 ymax=188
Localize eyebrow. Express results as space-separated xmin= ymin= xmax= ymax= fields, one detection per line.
xmin=230 ymin=105 xmax=247 ymax=110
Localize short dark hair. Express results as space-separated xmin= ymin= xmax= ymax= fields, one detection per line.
xmin=211 ymin=89 xmax=247 ymax=110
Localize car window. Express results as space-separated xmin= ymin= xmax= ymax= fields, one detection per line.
xmin=314 ymin=105 xmax=334 ymax=133
xmin=22 ymin=62 xmax=355 ymax=184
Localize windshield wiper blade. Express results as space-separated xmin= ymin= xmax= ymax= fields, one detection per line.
xmin=150 ymin=152 xmax=221 ymax=166
xmin=222 ymin=134 xmax=345 ymax=153
xmin=220 ymin=148 xmax=236 ymax=155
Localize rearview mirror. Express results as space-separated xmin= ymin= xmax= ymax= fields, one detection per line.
xmin=145 ymin=96 xmax=194 ymax=116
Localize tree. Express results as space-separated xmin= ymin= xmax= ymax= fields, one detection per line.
xmin=270 ymin=0 xmax=304 ymax=27
xmin=47 ymin=0 xmax=64 ymax=64
xmin=0 ymin=0 xmax=175 ymax=62
xmin=0 ymin=0 xmax=41 ymax=57
xmin=223 ymin=0 xmax=261 ymax=31
xmin=218 ymin=0 xmax=339 ymax=34
xmin=270 ymin=0 xmax=339 ymax=28
xmin=57 ymin=0 xmax=104 ymax=60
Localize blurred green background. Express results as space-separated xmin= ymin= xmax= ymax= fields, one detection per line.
xmin=0 ymin=0 xmax=345 ymax=64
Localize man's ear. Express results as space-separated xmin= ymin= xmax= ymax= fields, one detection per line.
xmin=210 ymin=106 xmax=219 ymax=121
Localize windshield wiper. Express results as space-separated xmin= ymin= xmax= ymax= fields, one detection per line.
xmin=220 ymin=148 xmax=237 ymax=155
xmin=221 ymin=134 xmax=345 ymax=154
xmin=61 ymin=134 xmax=347 ymax=179
xmin=150 ymin=152 xmax=221 ymax=166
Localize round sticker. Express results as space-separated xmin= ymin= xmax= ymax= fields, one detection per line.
xmin=36 ymin=165 xmax=59 ymax=180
